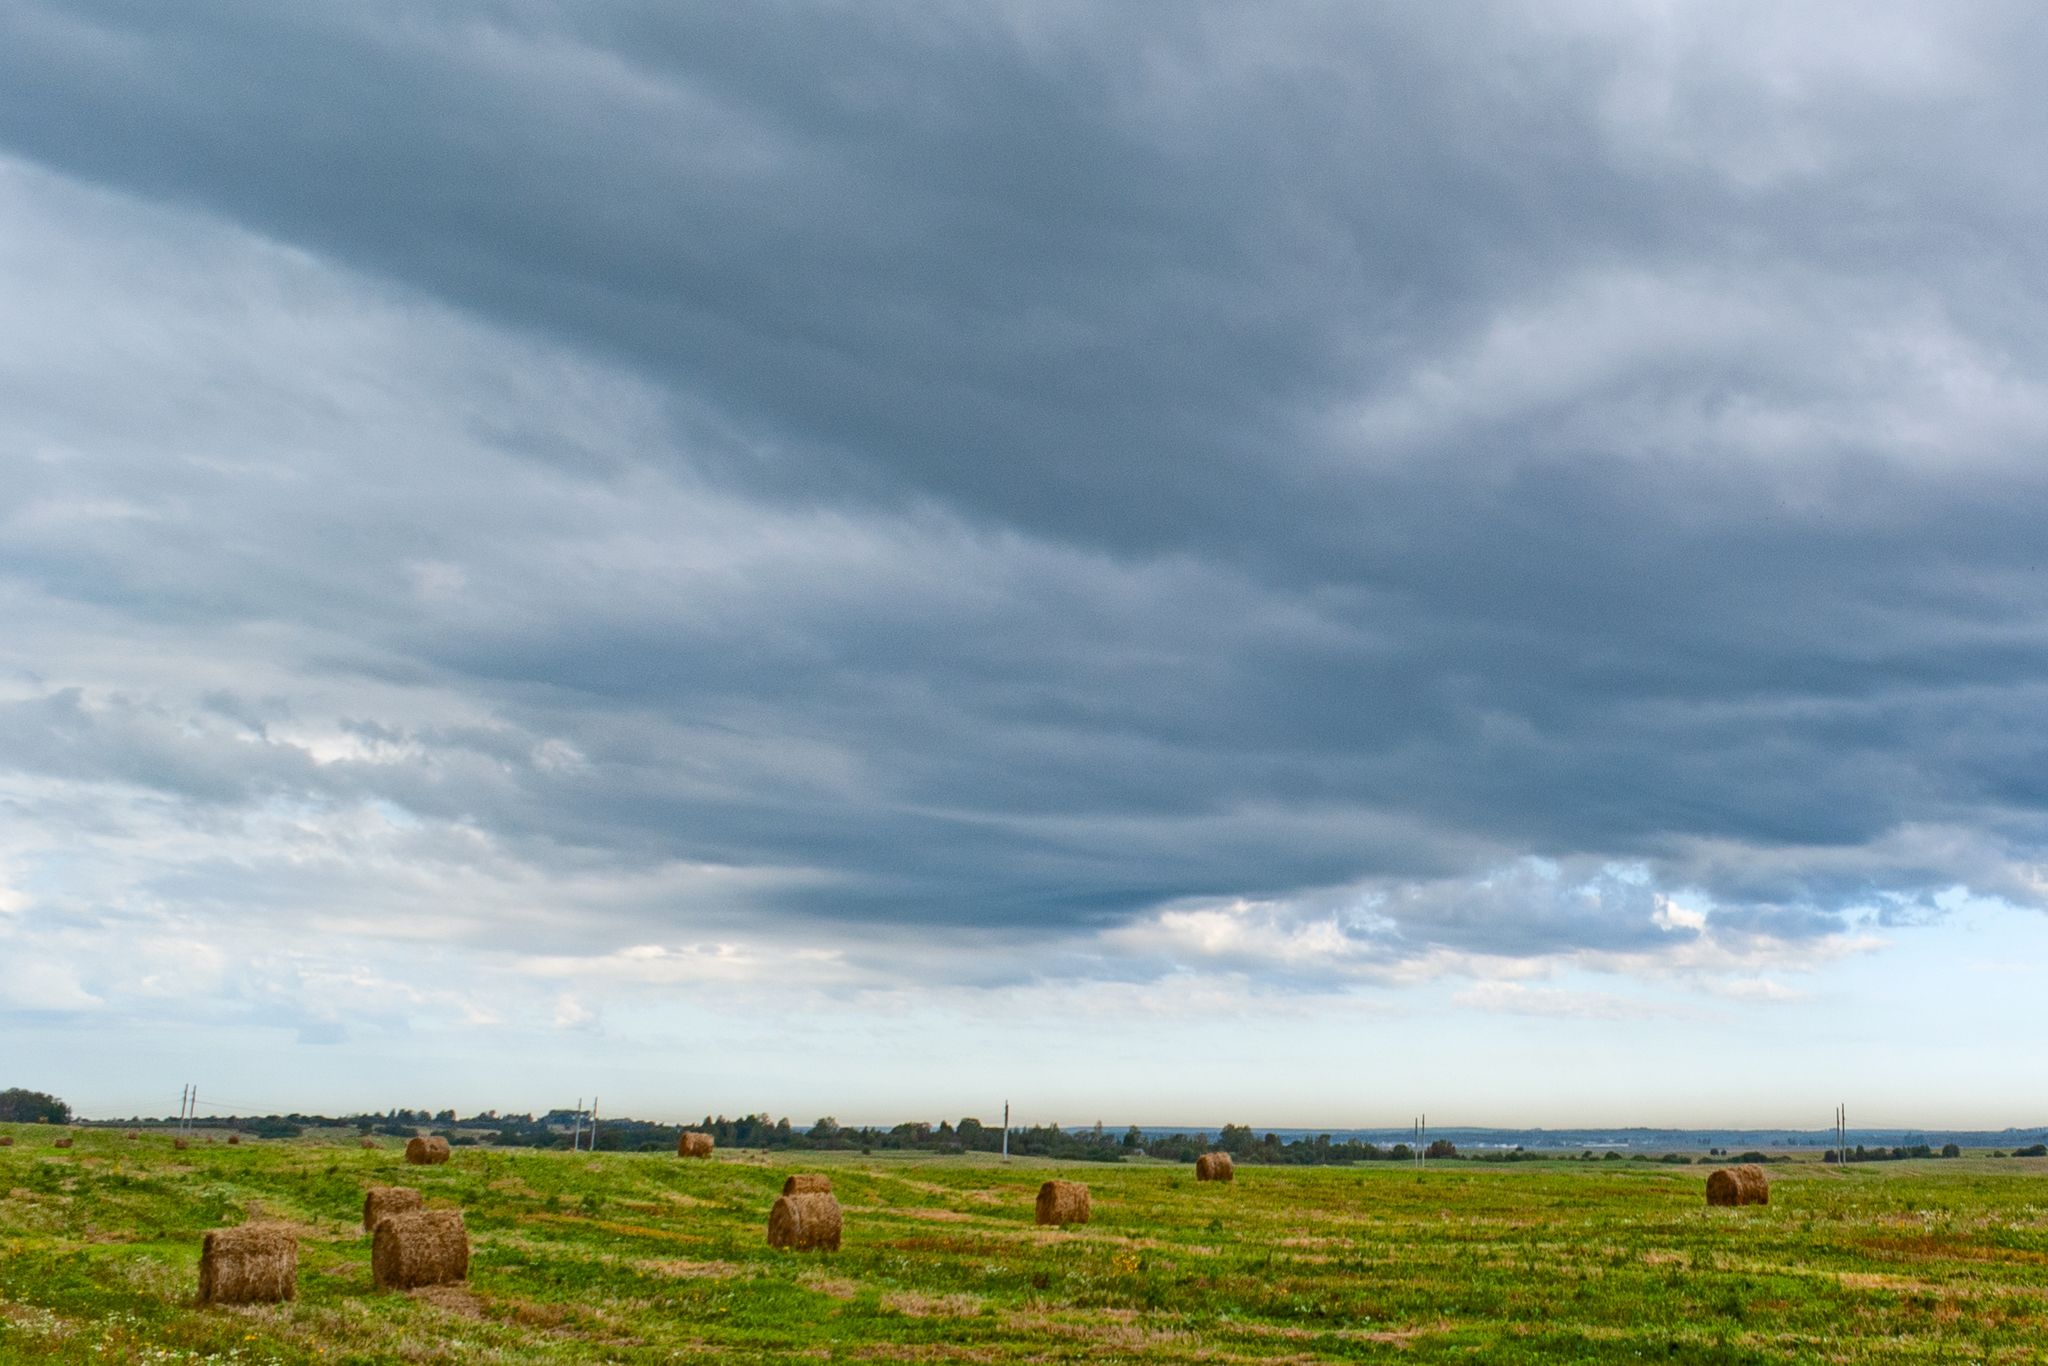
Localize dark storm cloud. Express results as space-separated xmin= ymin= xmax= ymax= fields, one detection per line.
xmin=3 ymin=0 xmax=2048 ymax=967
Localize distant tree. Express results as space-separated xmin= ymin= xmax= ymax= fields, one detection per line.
xmin=1941 ymin=1143 xmax=1961 ymax=1158
xmin=0 ymin=1089 xmax=69 ymax=1123
xmin=1426 ymin=1139 xmax=1458 ymax=1159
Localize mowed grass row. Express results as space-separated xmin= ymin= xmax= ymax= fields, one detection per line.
xmin=1 ymin=1125 xmax=2045 ymax=1364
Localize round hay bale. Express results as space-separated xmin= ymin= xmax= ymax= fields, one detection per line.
xmin=405 ymin=1136 xmax=451 ymax=1165
xmin=782 ymin=1173 xmax=833 ymax=1195
xmin=360 ymin=1138 xmax=377 ymax=1150
xmin=678 ymin=1131 xmax=714 ymax=1158
xmin=173 ymin=1138 xmax=188 ymax=1150
xmin=371 ymin=1209 xmax=469 ymax=1290
xmin=0 ymin=1136 xmax=13 ymax=1147
xmin=53 ymin=1137 xmax=73 ymax=1149
xmin=363 ymin=1185 xmax=426 ymax=1232
xmin=198 ymin=1225 xmax=298 ymax=1305
xmin=227 ymin=1135 xmax=241 ymax=1146
xmin=1195 ymin=1152 xmax=1233 ymax=1182
xmin=767 ymin=1192 xmax=843 ymax=1251
xmin=1706 ymin=1165 xmax=1770 ymax=1207
xmin=1035 ymin=1179 xmax=1090 ymax=1225
xmin=125 ymin=1130 xmax=140 ymax=1140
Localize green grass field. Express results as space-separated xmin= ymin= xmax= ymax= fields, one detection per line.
xmin=2 ymin=1125 xmax=2044 ymax=1364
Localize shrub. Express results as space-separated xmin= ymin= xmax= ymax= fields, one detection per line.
xmin=0 ymin=1089 xmax=70 ymax=1124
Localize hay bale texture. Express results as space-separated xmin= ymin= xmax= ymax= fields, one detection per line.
xmin=360 ymin=1138 xmax=377 ymax=1150
xmin=1705 ymin=1164 xmax=1770 ymax=1207
xmin=679 ymin=1131 xmax=714 ymax=1157
xmin=0 ymin=1136 xmax=13 ymax=1147
xmin=227 ymin=1134 xmax=240 ymax=1145
xmin=1195 ymin=1152 xmax=1234 ymax=1182
xmin=783 ymin=1173 xmax=833 ymax=1195
xmin=363 ymin=1185 xmax=425 ymax=1232
xmin=198 ymin=1225 xmax=298 ymax=1305
xmin=173 ymin=1138 xmax=188 ymax=1150
xmin=405 ymin=1135 xmax=451 ymax=1165
xmin=371 ymin=1209 xmax=469 ymax=1290
xmin=1035 ymin=1179 xmax=1090 ymax=1225
xmin=767 ymin=1192 xmax=843 ymax=1251
xmin=53 ymin=1137 xmax=72 ymax=1149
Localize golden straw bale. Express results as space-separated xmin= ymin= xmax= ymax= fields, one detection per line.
xmin=678 ymin=1132 xmax=714 ymax=1157
xmin=360 ymin=1138 xmax=377 ymax=1149
xmin=126 ymin=1131 xmax=140 ymax=1140
xmin=54 ymin=1137 xmax=73 ymax=1149
xmin=767 ymin=1192 xmax=843 ymax=1251
xmin=198 ymin=1225 xmax=298 ymax=1305
xmin=0 ymin=1137 xmax=11 ymax=1147
xmin=405 ymin=1136 xmax=451 ymax=1165
xmin=227 ymin=1135 xmax=240 ymax=1146
xmin=371 ymin=1209 xmax=470 ymax=1290
xmin=1035 ymin=1179 xmax=1090 ymax=1225
xmin=1705 ymin=1164 xmax=1771 ymax=1207
xmin=173 ymin=1138 xmax=187 ymax=1150
xmin=1195 ymin=1152 xmax=1233 ymax=1182
xmin=363 ymin=1185 xmax=425 ymax=1232
xmin=782 ymin=1174 xmax=833 ymax=1195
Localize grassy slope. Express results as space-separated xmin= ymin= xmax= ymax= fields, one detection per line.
xmin=1 ymin=1125 xmax=2044 ymax=1363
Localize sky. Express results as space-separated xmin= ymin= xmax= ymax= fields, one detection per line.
xmin=3 ymin=0 xmax=2048 ymax=1130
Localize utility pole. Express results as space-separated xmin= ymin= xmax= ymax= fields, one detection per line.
xmin=571 ymin=1098 xmax=583 ymax=1152
xmin=1002 ymin=1102 xmax=1009 ymax=1162
xmin=589 ymin=1096 xmax=599 ymax=1153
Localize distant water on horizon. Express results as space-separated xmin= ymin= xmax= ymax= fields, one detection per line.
xmin=1116 ymin=1125 xmax=2048 ymax=1149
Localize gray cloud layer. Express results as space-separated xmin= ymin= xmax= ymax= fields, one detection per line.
xmin=3 ymin=1 xmax=2048 ymax=990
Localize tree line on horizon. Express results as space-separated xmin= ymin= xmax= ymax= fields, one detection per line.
xmin=55 ymin=1104 xmax=1450 ymax=1163
xmin=40 ymin=1097 xmax=2048 ymax=1163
